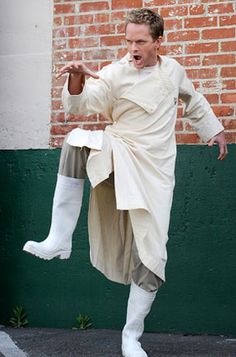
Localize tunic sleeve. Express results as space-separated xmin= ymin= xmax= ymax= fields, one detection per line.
xmin=62 ymin=67 xmax=113 ymax=120
xmin=178 ymin=65 xmax=224 ymax=142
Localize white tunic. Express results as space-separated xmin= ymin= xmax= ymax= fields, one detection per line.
xmin=62 ymin=54 xmax=224 ymax=283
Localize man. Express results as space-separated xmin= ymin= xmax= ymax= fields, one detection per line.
xmin=23 ymin=8 xmax=227 ymax=357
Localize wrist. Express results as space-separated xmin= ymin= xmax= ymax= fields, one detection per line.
xmin=68 ymin=73 xmax=85 ymax=95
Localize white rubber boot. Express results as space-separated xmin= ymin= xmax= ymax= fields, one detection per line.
xmin=122 ymin=281 xmax=157 ymax=357
xmin=23 ymin=174 xmax=84 ymax=260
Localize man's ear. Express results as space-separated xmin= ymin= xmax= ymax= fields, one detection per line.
xmin=155 ymin=36 xmax=163 ymax=49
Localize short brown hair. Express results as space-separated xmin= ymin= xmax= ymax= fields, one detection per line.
xmin=125 ymin=8 xmax=164 ymax=40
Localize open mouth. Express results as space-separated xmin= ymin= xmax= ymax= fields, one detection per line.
xmin=132 ymin=54 xmax=144 ymax=68
xmin=133 ymin=55 xmax=142 ymax=61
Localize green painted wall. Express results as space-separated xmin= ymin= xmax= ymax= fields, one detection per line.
xmin=0 ymin=146 xmax=236 ymax=335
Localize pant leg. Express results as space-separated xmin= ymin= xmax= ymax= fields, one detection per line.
xmin=131 ymin=239 xmax=163 ymax=292
xmin=58 ymin=134 xmax=90 ymax=179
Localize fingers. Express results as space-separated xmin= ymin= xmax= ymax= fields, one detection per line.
xmin=86 ymin=70 xmax=100 ymax=79
xmin=216 ymin=132 xmax=228 ymax=160
xmin=55 ymin=62 xmax=99 ymax=80
xmin=55 ymin=68 xmax=67 ymax=79
xmin=207 ymin=137 xmax=215 ymax=147
xmin=207 ymin=131 xmax=228 ymax=161
xmin=55 ymin=62 xmax=80 ymax=79
xmin=217 ymin=143 xmax=228 ymax=161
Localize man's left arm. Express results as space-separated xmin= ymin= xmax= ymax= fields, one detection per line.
xmin=178 ymin=65 xmax=228 ymax=160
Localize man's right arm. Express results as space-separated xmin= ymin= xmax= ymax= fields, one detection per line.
xmin=57 ymin=61 xmax=113 ymax=118
xmin=57 ymin=61 xmax=100 ymax=95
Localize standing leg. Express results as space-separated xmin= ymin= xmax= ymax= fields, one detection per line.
xmin=23 ymin=136 xmax=90 ymax=260
xmin=122 ymin=240 xmax=162 ymax=357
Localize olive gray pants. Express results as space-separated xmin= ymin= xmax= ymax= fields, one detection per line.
xmin=58 ymin=137 xmax=163 ymax=292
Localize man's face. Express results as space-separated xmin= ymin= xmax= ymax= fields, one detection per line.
xmin=125 ymin=23 xmax=162 ymax=69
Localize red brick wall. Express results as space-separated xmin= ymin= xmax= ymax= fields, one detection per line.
xmin=51 ymin=0 xmax=236 ymax=147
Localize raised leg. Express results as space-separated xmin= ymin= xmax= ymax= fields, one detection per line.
xmin=23 ymin=137 xmax=90 ymax=260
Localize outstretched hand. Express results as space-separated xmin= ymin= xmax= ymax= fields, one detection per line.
xmin=56 ymin=61 xmax=100 ymax=80
xmin=207 ymin=131 xmax=228 ymax=160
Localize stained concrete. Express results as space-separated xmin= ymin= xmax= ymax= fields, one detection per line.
xmin=1 ymin=328 xmax=236 ymax=357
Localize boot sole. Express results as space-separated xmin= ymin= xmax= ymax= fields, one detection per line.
xmin=122 ymin=344 xmax=148 ymax=357
xmin=122 ymin=350 xmax=148 ymax=357
xmin=122 ymin=351 xmax=147 ymax=357
xmin=23 ymin=244 xmax=71 ymax=260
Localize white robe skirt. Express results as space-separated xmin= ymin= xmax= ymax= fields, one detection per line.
xmin=62 ymin=55 xmax=224 ymax=283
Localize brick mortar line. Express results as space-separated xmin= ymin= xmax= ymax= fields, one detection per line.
xmin=63 ymin=37 xmax=234 ymax=42
xmin=54 ymin=1 xmax=236 ymax=7
xmin=53 ymin=44 xmax=236 ymax=49
xmin=52 ymin=19 xmax=233 ymax=28
xmin=52 ymin=46 xmax=236 ymax=55
xmin=54 ymin=22 xmax=235 ymax=28
xmin=53 ymin=18 xmax=235 ymax=26
xmin=54 ymin=0 xmax=109 ymax=2
xmin=52 ymin=29 xmax=236 ymax=34
xmin=52 ymin=35 xmax=235 ymax=42
xmin=54 ymin=0 xmax=233 ymax=2
xmin=51 ymin=121 xmax=101 ymax=125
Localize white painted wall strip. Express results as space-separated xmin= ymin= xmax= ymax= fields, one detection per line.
xmin=0 ymin=332 xmax=27 ymax=357
xmin=0 ymin=0 xmax=53 ymax=149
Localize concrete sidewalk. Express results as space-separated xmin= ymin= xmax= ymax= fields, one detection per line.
xmin=1 ymin=327 xmax=236 ymax=357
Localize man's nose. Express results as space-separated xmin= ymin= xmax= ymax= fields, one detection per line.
xmin=131 ymin=42 xmax=138 ymax=51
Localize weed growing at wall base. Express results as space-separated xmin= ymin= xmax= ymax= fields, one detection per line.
xmin=75 ymin=313 xmax=92 ymax=330
xmin=9 ymin=305 xmax=29 ymax=328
